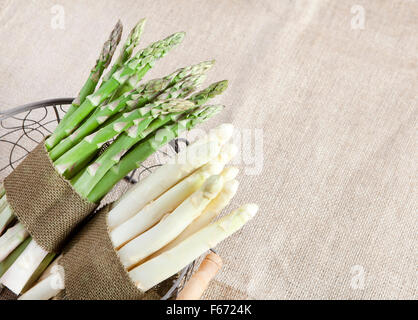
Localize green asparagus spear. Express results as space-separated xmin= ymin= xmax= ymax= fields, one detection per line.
xmin=62 ymin=20 xmax=123 ymax=122
xmin=86 ymin=104 xmax=224 ymax=203
xmin=189 ymin=80 xmax=229 ymax=105
xmin=102 ymin=18 xmax=146 ymax=83
xmin=72 ymin=113 xmax=176 ymax=197
xmin=112 ymin=56 xmax=216 ymax=101
xmin=114 ymin=59 xmax=215 ymax=114
xmin=49 ymin=61 xmax=215 ymax=161
xmin=70 ymin=77 xmax=226 ymax=197
xmin=62 ymin=149 xmax=101 ymax=180
xmin=54 ymin=99 xmax=195 ymax=179
xmin=45 ymin=31 xmax=185 ymax=150
xmin=49 ymin=88 xmax=151 ymax=161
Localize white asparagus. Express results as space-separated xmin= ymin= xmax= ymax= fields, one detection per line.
xmin=129 ymin=204 xmax=259 ymax=291
xmin=215 ymin=143 xmax=238 ymax=166
xmin=174 ymin=123 xmax=234 ymax=166
xmin=18 ymin=265 xmax=65 ymax=300
xmin=0 ymin=194 xmax=7 ymax=212
xmin=108 ymin=124 xmax=234 ymax=229
xmin=0 ymin=239 xmax=48 ymax=294
xmin=110 ymin=161 xmax=225 ymax=249
xmin=0 ymin=205 xmax=14 ymax=235
xmin=36 ymin=255 xmax=63 ymax=282
xmin=110 ymin=142 xmax=237 ymax=248
xmin=110 ymin=146 xmax=237 ymax=248
xmin=150 ymin=179 xmax=239 ymax=257
xmin=219 ymin=166 xmax=239 ymax=181
xmin=0 ymin=223 xmax=29 ymax=262
xmin=118 ymin=175 xmax=224 ymax=269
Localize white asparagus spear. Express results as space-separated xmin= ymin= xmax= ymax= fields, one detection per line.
xmin=129 ymin=204 xmax=259 ymax=291
xmin=0 ymin=194 xmax=7 ymax=212
xmin=0 ymin=223 xmax=29 ymax=262
xmin=110 ymin=161 xmax=224 ymax=249
xmin=219 ymin=166 xmax=239 ymax=182
xmin=0 ymin=239 xmax=48 ymax=294
xmin=108 ymin=123 xmax=234 ymax=229
xmin=110 ymin=145 xmax=238 ymax=248
xmin=150 ymin=179 xmax=239 ymax=258
xmin=118 ymin=175 xmax=224 ymax=269
xmin=18 ymin=265 xmax=65 ymax=300
xmin=0 ymin=205 xmax=14 ymax=235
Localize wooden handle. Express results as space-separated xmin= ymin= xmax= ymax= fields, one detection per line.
xmin=177 ymin=252 xmax=222 ymax=300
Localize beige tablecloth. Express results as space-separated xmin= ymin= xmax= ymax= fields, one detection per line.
xmin=0 ymin=0 xmax=416 ymax=299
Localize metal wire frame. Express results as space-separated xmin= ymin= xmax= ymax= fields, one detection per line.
xmin=0 ymin=98 xmax=195 ymax=300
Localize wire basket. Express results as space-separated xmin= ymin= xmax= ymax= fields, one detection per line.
xmin=0 ymin=98 xmax=196 ymax=300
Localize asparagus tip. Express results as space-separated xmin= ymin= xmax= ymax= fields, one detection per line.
xmin=136 ymin=17 xmax=147 ymax=26
xmin=172 ymin=31 xmax=186 ymax=43
xmin=131 ymin=18 xmax=147 ymax=42
xmin=214 ymin=80 xmax=229 ymax=92
xmin=200 ymin=59 xmax=216 ymax=71
xmin=222 ymin=167 xmax=240 ymax=181
xmin=202 ymin=175 xmax=224 ymax=199
xmin=202 ymin=104 xmax=225 ymax=115
xmin=213 ymin=123 xmax=234 ymax=142
xmin=100 ymin=19 xmax=123 ymax=68
xmin=219 ymin=143 xmax=238 ymax=163
xmin=241 ymin=203 xmax=259 ymax=218
xmin=113 ymin=19 xmax=124 ymax=39
xmin=224 ymin=179 xmax=240 ymax=195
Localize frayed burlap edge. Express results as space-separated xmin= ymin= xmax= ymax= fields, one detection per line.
xmin=3 ymin=138 xmax=97 ymax=253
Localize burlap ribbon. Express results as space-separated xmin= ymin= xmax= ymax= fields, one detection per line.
xmin=3 ymin=139 xmax=97 ymax=253
xmin=58 ymin=205 xmax=175 ymax=300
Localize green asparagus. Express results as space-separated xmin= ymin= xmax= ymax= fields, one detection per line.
xmin=71 ymin=77 xmax=226 ymax=197
xmin=86 ymin=104 xmax=224 ymax=202
xmin=118 ymin=59 xmax=215 ymax=113
xmin=0 ymin=18 xmax=234 ymax=297
xmin=62 ymin=20 xmax=123 ymax=122
xmin=72 ymin=108 xmax=196 ymax=197
xmin=49 ymin=89 xmax=149 ymax=161
xmin=54 ymin=99 xmax=195 ymax=180
xmin=102 ymin=18 xmax=146 ymax=83
xmin=189 ymin=80 xmax=229 ymax=105
xmin=45 ymin=31 xmax=185 ymax=150
xmin=49 ymin=62 xmax=215 ymax=161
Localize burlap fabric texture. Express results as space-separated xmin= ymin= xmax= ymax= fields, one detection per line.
xmin=3 ymin=139 xmax=97 ymax=253
xmin=0 ymin=286 xmax=17 ymax=300
xmin=58 ymin=205 xmax=175 ymax=300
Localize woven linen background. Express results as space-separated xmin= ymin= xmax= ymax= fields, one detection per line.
xmin=0 ymin=0 xmax=416 ymax=299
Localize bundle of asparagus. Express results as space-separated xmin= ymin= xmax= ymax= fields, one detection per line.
xmin=0 ymin=18 xmax=229 ymax=296
xmin=19 ymin=124 xmax=258 ymax=300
